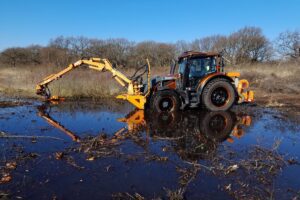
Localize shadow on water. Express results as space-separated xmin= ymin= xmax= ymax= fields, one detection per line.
xmin=0 ymin=101 xmax=299 ymax=199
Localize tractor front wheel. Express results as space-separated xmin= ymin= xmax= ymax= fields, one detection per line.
xmin=151 ymin=90 xmax=180 ymax=112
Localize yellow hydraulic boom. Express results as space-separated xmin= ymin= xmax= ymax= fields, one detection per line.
xmin=36 ymin=58 xmax=151 ymax=109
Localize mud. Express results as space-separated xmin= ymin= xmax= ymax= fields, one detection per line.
xmin=0 ymin=99 xmax=300 ymax=199
xmin=255 ymin=92 xmax=300 ymax=123
xmin=0 ymin=101 xmax=31 ymax=108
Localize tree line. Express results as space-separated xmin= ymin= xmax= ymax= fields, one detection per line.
xmin=0 ymin=26 xmax=299 ymax=68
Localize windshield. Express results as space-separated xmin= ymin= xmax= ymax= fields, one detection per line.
xmin=188 ymin=57 xmax=216 ymax=78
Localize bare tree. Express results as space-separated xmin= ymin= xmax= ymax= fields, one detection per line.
xmin=0 ymin=46 xmax=42 ymax=67
xmin=85 ymin=39 xmax=106 ymax=57
xmin=275 ymin=30 xmax=300 ymax=59
xmin=130 ymin=41 xmax=176 ymax=67
xmin=132 ymin=41 xmax=158 ymax=67
xmin=48 ymin=36 xmax=74 ymax=66
xmin=175 ymin=40 xmax=191 ymax=56
xmin=103 ymin=39 xmax=134 ymax=67
xmin=191 ymin=35 xmax=225 ymax=52
xmin=49 ymin=36 xmax=71 ymax=50
xmin=40 ymin=47 xmax=70 ymax=67
xmin=88 ymin=38 xmax=134 ymax=67
xmin=0 ymin=48 xmax=19 ymax=67
xmin=224 ymin=27 xmax=272 ymax=64
xmin=0 ymin=27 xmax=280 ymax=68
xmin=156 ymin=43 xmax=176 ymax=67
xmin=26 ymin=45 xmax=42 ymax=65
xmin=68 ymin=36 xmax=91 ymax=58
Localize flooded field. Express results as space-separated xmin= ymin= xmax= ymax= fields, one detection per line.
xmin=0 ymin=99 xmax=299 ymax=199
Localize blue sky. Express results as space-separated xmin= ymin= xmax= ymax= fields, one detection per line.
xmin=0 ymin=0 xmax=299 ymax=50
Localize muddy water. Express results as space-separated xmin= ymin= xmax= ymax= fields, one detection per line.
xmin=0 ymin=100 xmax=299 ymax=199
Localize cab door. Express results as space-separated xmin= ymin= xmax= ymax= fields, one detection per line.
xmin=177 ymin=59 xmax=189 ymax=90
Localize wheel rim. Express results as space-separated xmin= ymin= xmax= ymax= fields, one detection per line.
xmin=158 ymin=97 xmax=174 ymax=111
xmin=211 ymin=87 xmax=229 ymax=107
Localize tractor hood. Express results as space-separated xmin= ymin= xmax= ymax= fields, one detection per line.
xmin=150 ymin=74 xmax=179 ymax=88
xmin=151 ymin=74 xmax=177 ymax=83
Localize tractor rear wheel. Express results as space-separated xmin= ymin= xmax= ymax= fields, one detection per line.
xmin=151 ymin=90 xmax=180 ymax=112
xmin=200 ymin=111 xmax=235 ymax=142
xmin=202 ymin=78 xmax=236 ymax=111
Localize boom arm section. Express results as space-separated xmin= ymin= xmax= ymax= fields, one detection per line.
xmin=36 ymin=58 xmax=132 ymax=97
xmin=36 ymin=58 xmax=151 ymax=109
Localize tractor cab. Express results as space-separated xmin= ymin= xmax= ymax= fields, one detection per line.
xmin=171 ymin=51 xmax=224 ymax=90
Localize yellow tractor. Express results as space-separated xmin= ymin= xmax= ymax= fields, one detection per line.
xmin=36 ymin=51 xmax=254 ymax=111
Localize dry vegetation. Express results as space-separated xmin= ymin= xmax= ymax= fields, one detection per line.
xmin=229 ymin=62 xmax=300 ymax=94
xmin=0 ymin=61 xmax=299 ymax=108
xmin=228 ymin=61 xmax=300 ymax=110
xmin=0 ymin=64 xmax=168 ymax=99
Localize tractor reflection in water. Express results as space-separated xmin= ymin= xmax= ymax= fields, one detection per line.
xmin=37 ymin=105 xmax=251 ymax=162
xmin=118 ymin=110 xmax=251 ymax=161
xmin=36 ymin=105 xmax=252 ymax=198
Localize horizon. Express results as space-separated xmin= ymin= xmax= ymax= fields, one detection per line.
xmin=0 ymin=0 xmax=300 ymax=51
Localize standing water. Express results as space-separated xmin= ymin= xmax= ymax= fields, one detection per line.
xmin=0 ymin=100 xmax=299 ymax=199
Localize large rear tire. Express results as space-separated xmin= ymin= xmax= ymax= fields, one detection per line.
xmin=202 ymin=78 xmax=236 ymax=111
xmin=151 ymin=90 xmax=180 ymax=112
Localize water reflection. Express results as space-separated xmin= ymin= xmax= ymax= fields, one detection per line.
xmin=120 ymin=110 xmax=251 ymax=160
xmin=37 ymin=105 xmax=251 ymax=161
xmin=4 ymin=103 xmax=294 ymax=199
xmin=38 ymin=105 xmax=80 ymax=142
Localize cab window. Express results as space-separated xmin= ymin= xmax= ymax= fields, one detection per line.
xmin=178 ymin=59 xmax=187 ymax=75
xmin=189 ymin=57 xmax=216 ymax=78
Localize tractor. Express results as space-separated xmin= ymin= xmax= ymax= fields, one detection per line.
xmin=35 ymin=51 xmax=253 ymax=112
xmin=148 ymin=51 xmax=253 ymax=111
